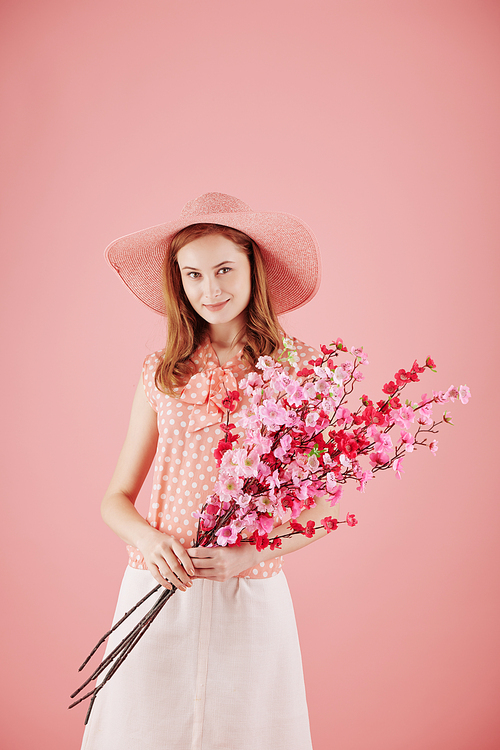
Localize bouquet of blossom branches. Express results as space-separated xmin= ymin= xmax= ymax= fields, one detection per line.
xmin=196 ymin=337 xmax=471 ymax=548
xmin=70 ymin=338 xmax=470 ymax=722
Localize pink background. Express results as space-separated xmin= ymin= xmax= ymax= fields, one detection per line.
xmin=1 ymin=1 xmax=499 ymax=748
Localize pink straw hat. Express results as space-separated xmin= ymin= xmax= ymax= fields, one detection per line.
xmin=105 ymin=192 xmax=321 ymax=316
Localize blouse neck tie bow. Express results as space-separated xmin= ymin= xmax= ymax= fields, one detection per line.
xmin=180 ymin=362 xmax=240 ymax=432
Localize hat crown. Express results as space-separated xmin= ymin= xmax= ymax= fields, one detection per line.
xmin=180 ymin=192 xmax=251 ymax=218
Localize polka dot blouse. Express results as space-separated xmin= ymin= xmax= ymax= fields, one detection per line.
xmin=127 ymin=336 xmax=319 ymax=579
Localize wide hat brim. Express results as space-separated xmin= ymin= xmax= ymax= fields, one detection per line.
xmin=105 ymin=192 xmax=321 ymax=316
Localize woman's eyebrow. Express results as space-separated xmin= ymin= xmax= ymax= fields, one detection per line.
xmin=181 ymin=260 xmax=236 ymax=271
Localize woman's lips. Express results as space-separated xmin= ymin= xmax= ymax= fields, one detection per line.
xmin=203 ymin=300 xmax=229 ymax=311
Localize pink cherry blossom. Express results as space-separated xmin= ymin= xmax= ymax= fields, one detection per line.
xmin=235 ymin=448 xmax=261 ymax=477
xmin=239 ymin=371 xmax=263 ymax=394
xmin=271 ymin=372 xmax=292 ymax=392
xmin=315 ymin=379 xmax=331 ymax=396
xmin=366 ymin=425 xmax=381 ymax=440
xmin=459 ymin=385 xmax=471 ymax=405
xmin=216 ymin=525 xmax=239 ymax=546
xmin=374 ymin=432 xmax=393 ymax=453
xmin=393 ymin=457 xmax=404 ymax=478
xmin=328 ymin=485 xmax=343 ymax=506
xmin=392 ymin=405 xmax=415 ymax=430
xmin=259 ymin=399 xmax=288 ymax=429
xmin=256 ymin=355 xmax=279 ymax=380
xmin=336 ymin=406 xmax=352 ymax=428
xmin=256 ymin=513 xmax=275 ymax=535
xmin=429 ymin=440 xmax=438 ymax=455
xmin=356 ymin=469 xmax=374 ymax=492
xmin=445 ymin=385 xmax=459 ymax=402
xmin=333 ymin=366 xmax=349 ymax=385
xmin=305 ymin=411 xmax=319 ymax=427
xmin=313 ymin=365 xmax=329 ymax=379
xmin=326 ymin=472 xmax=337 ymax=493
xmin=369 ymin=451 xmax=390 ymax=468
xmin=417 ymin=412 xmax=434 ymax=427
xmin=307 ymin=454 xmax=320 ymax=471
xmin=400 ymin=430 xmax=415 ymax=452
xmin=432 ymin=389 xmax=448 ymax=404
xmin=255 ymin=495 xmax=275 ymax=513
xmin=285 ymin=380 xmax=306 ymax=406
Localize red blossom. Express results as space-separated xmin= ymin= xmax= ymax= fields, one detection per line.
xmin=382 ymin=381 xmax=398 ymax=395
xmin=304 ymin=520 xmax=316 ymax=538
xmin=426 ymin=356 xmax=436 ymax=370
xmin=395 ymin=369 xmax=412 ymax=387
xmin=321 ymin=344 xmax=335 ymax=355
xmin=389 ymin=396 xmax=402 ymax=409
xmin=222 ymin=390 xmax=240 ymax=410
xmin=269 ymin=537 xmax=282 ymax=550
xmin=353 ymin=430 xmax=370 ymax=451
xmin=297 ymin=367 xmax=314 ymax=377
xmin=411 ymin=360 xmax=426 ymax=375
xmin=371 ymin=409 xmax=388 ymax=427
xmin=248 ymin=531 xmax=270 ymax=550
xmin=362 ymin=405 xmax=375 ymax=425
xmin=321 ymin=516 xmax=339 ymax=533
xmin=213 ymin=431 xmax=238 ymax=464
xmin=340 ymin=437 xmax=358 ymax=460
xmin=334 ymin=338 xmax=348 ymax=352
xmin=346 ymin=513 xmax=358 ymax=527
xmin=290 ymin=519 xmax=305 ymax=534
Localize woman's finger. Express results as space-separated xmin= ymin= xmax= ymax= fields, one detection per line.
xmin=156 ymin=562 xmax=189 ymax=591
xmin=171 ymin=542 xmax=196 ymax=577
xmin=187 ymin=547 xmax=215 ymax=559
xmin=189 ymin=556 xmax=215 ymax=569
xmin=147 ymin=564 xmax=173 ymax=590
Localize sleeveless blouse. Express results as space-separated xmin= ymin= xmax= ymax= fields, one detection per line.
xmin=126 ymin=336 xmax=319 ymax=579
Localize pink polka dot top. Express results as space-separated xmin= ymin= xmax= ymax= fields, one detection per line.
xmin=127 ymin=335 xmax=320 ymax=579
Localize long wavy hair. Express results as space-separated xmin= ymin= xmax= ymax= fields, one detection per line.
xmin=155 ymin=223 xmax=284 ymax=394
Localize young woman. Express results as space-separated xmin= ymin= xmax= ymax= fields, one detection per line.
xmin=81 ymin=192 xmax=333 ymax=750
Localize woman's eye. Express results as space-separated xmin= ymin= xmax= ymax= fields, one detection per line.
xmin=187 ymin=272 xmax=200 ymax=279
xmin=217 ymin=267 xmax=231 ymax=275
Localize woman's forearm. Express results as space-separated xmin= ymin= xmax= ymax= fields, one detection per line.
xmin=101 ymin=491 xmax=157 ymax=550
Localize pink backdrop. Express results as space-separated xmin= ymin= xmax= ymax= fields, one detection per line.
xmin=1 ymin=1 xmax=499 ymax=748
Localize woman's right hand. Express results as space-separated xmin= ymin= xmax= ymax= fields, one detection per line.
xmin=137 ymin=527 xmax=196 ymax=592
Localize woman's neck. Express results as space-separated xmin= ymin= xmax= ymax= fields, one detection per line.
xmin=208 ymin=318 xmax=246 ymax=367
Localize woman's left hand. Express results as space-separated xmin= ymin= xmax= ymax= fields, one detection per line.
xmin=187 ymin=544 xmax=258 ymax=581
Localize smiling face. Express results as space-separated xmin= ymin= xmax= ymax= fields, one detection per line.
xmin=176 ymin=233 xmax=252 ymax=332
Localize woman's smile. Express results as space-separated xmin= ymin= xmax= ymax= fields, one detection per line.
xmin=203 ymin=299 xmax=230 ymax=312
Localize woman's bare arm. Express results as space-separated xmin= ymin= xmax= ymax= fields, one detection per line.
xmin=101 ymin=379 xmax=195 ymax=591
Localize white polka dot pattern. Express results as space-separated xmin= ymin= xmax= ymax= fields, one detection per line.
xmin=127 ymin=336 xmax=320 ymax=579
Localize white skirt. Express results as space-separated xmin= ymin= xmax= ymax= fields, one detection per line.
xmin=80 ymin=567 xmax=313 ymax=750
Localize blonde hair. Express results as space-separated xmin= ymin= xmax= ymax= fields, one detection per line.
xmin=155 ymin=223 xmax=284 ymax=394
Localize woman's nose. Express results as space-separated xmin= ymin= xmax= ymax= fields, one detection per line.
xmin=203 ymin=275 xmax=221 ymax=299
